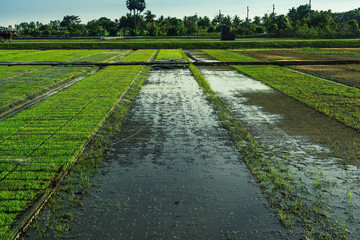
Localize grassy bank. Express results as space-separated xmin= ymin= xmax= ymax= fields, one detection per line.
xmin=1 ymin=39 xmax=360 ymax=50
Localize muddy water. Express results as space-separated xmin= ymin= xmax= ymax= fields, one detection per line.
xmin=60 ymin=68 xmax=293 ymax=239
xmin=195 ymin=62 xmax=360 ymax=237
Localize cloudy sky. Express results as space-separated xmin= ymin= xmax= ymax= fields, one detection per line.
xmin=1 ymin=0 xmax=359 ymax=27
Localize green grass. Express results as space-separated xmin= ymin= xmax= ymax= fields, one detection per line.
xmin=156 ymin=49 xmax=185 ymax=60
xmin=0 ymin=50 xmax=131 ymax=114
xmin=118 ymin=49 xmax=156 ymax=62
xmin=0 ymin=66 xmax=43 ymax=80
xmin=0 ymin=50 xmax=103 ymax=62
xmin=309 ymin=51 xmax=357 ymax=56
xmin=0 ymin=49 xmax=129 ymax=63
xmin=0 ymin=66 xmax=94 ymax=111
xmin=202 ymin=49 xmax=260 ymax=62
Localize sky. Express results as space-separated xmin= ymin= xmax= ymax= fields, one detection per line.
xmin=0 ymin=0 xmax=359 ymax=27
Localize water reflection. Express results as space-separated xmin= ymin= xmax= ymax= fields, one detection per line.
xmin=63 ymin=68 xmax=293 ymax=239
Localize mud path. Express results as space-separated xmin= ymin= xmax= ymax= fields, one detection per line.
xmin=196 ymin=63 xmax=360 ymax=238
xmin=53 ymin=68 xmax=293 ymax=239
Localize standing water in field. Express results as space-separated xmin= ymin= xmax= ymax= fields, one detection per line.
xmin=194 ymin=59 xmax=360 ymax=238
xmin=30 ymin=68 xmax=296 ymax=239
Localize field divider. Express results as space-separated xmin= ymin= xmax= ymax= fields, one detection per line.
xmin=2 ymin=39 xmax=360 ymax=50
xmin=2 ymin=60 xmax=360 ymax=67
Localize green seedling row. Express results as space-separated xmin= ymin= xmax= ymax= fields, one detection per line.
xmin=0 ymin=66 xmax=45 ymax=80
xmin=156 ymin=49 xmax=185 ymax=60
xmin=0 ymin=50 xmax=132 ymax=114
xmin=76 ymin=50 xmax=130 ymax=63
xmin=202 ymin=49 xmax=261 ymax=62
xmin=0 ymin=50 xmax=101 ymax=62
xmin=0 ymin=66 xmax=93 ymax=110
xmin=118 ymin=49 xmax=156 ymax=62
xmin=0 ymin=49 xmax=152 ymax=238
xmin=0 ymin=50 xmax=130 ymax=63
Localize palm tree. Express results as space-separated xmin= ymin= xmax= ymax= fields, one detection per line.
xmin=144 ymin=10 xmax=156 ymax=25
xmin=126 ymin=0 xmax=146 ymax=31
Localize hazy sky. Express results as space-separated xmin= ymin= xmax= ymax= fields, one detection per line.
xmin=1 ymin=0 xmax=359 ymax=27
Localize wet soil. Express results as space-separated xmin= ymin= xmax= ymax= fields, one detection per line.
xmin=195 ymin=62 xmax=360 ymax=238
xmin=233 ymin=48 xmax=360 ymax=89
xmin=54 ymin=68 xmax=294 ymax=239
xmin=233 ymin=48 xmax=360 ymax=62
xmin=290 ymin=64 xmax=360 ymax=89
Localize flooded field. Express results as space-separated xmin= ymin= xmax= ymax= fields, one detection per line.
xmin=25 ymin=68 xmax=294 ymax=239
xmin=195 ymin=59 xmax=360 ymax=238
xmin=22 ymin=49 xmax=360 ymax=239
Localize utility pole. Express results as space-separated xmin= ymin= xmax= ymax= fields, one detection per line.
xmin=196 ymin=12 xmax=199 ymax=36
xmin=309 ymin=0 xmax=312 ymax=21
xmin=246 ymin=6 xmax=249 ymax=34
xmin=219 ymin=10 xmax=222 ymax=25
xmin=273 ymin=4 xmax=275 ymax=15
xmin=246 ymin=6 xmax=249 ymax=27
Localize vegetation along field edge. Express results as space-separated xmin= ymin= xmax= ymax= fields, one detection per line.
xmin=1 ymin=39 xmax=360 ymax=50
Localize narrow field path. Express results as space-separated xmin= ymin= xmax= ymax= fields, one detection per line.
xmin=60 ymin=68 xmax=293 ymax=239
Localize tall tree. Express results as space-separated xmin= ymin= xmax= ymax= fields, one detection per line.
xmin=126 ymin=0 xmax=146 ymax=32
xmin=144 ymin=10 xmax=156 ymax=25
xmin=60 ymin=15 xmax=81 ymax=28
xmin=126 ymin=0 xmax=146 ymax=16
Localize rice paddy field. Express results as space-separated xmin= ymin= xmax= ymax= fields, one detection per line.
xmin=1 ymin=42 xmax=360 ymax=239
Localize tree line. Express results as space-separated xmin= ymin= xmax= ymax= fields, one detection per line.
xmin=1 ymin=4 xmax=360 ymax=39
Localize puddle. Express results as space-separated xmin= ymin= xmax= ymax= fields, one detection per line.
xmin=197 ymin=64 xmax=360 ymax=238
xmin=29 ymin=68 xmax=296 ymax=239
